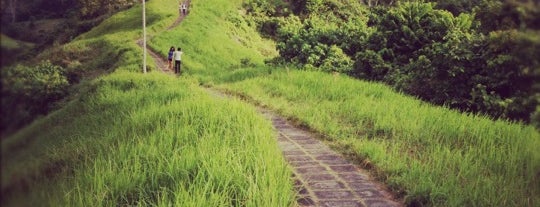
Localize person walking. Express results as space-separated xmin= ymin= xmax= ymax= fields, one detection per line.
xmin=167 ymin=46 xmax=175 ymax=70
xmin=173 ymin=47 xmax=183 ymax=74
xmin=181 ymin=2 xmax=188 ymax=15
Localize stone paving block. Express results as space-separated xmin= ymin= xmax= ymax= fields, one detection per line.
xmin=330 ymin=165 xmax=358 ymax=173
xmin=279 ymin=144 xmax=301 ymax=151
xmin=319 ymin=200 xmax=366 ymax=207
xmin=309 ymin=181 xmax=346 ymax=190
xmin=315 ymin=154 xmax=343 ymax=160
xmin=302 ymin=173 xmax=337 ymax=181
xmin=338 ymin=173 xmax=369 ymax=181
xmin=280 ymin=127 xmax=302 ymax=133
xmin=296 ymin=166 xmax=328 ymax=174
xmin=297 ymin=197 xmax=316 ymax=206
xmin=286 ymin=155 xmax=313 ymax=162
xmin=301 ymin=144 xmax=327 ymax=149
xmin=363 ymin=199 xmax=400 ymax=207
xmin=296 ymin=186 xmax=309 ymax=195
xmin=356 ymin=188 xmax=385 ymax=199
xmin=290 ymin=161 xmax=320 ymax=168
xmin=305 ymin=149 xmax=338 ymax=155
xmin=313 ymin=190 xmax=355 ymax=199
xmin=282 ymin=150 xmax=306 ymax=155
xmin=277 ymin=135 xmax=289 ymax=141
xmin=291 ymin=135 xmax=313 ymax=140
xmin=285 ymin=130 xmax=311 ymax=137
xmin=347 ymin=182 xmax=377 ymax=191
xmin=320 ymin=159 xmax=350 ymax=165
xmin=294 ymin=139 xmax=321 ymax=145
xmin=278 ymin=141 xmax=295 ymax=148
xmin=293 ymin=178 xmax=302 ymax=186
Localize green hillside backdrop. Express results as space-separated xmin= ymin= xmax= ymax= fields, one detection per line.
xmin=1 ymin=0 xmax=539 ymax=206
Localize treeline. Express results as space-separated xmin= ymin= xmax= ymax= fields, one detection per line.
xmin=0 ymin=0 xmax=137 ymax=46
xmin=0 ymin=0 xmax=138 ymax=22
xmin=245 ymin=0 xmax=540 ymax=128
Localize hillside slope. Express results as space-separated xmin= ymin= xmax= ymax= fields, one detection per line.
xmin=2 ymin=0 xmax=539 ymax=206
xmin=1 ymin=0 xmax=294 ymax=206
xmin=149 ymin=1 xmax=540 ymax=206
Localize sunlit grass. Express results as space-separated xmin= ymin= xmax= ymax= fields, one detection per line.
xmin=149 ymin=0 xmax=277 ymax=83
xmin=1 ymin=0 xmax=294 ymax=206
xmin=218 ymin=69 xmax=540 ymax=206
xmin=4 ymin=0 xmax=538 ymax=206
xmin=2 ymin=72 xmax=294 ymax=206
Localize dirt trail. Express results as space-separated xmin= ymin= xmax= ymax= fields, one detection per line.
xmin=137 ymin=2 xmax=403 ymax=206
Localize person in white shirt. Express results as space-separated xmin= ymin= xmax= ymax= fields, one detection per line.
xmin=181 ymin=3 xmax=187 ymax=15
xmin=173 ymin=47 xmax=183 ymax=74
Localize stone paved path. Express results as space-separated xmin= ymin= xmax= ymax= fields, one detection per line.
xmin=258 ymin=109 xmax=402 ymax=207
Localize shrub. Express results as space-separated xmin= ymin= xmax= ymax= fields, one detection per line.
xmin=320 ymin=45 xmax=353 ymax=73
xmin=468 ymin=30 xmax=540 ymax=121
xmin=274 ymin=3 xmax=370 ymax=72
xmin=1 ymin=61 xmax=69 ymax=133
xmin=354 ymin=1 xmax=539 ymax=123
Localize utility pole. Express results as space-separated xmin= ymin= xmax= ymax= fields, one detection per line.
xmin=142 ymin=0 xmax=147 ymax=73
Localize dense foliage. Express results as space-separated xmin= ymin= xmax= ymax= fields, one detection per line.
xmin=246 ymin=0 xmax=540 ymax=127
xmin=0 ymin=0 xmax=141 ymax=135
xmin=1 ymin=61 xmax=69 ymax=133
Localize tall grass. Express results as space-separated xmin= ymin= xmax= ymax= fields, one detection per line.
xmin=2 ymin=72 xmax=294 ymax=206
xmin=218 ymin=70 xmax=540 ymax=206
xmin=149 ymin=0 xmax=277 ymax=83
xmin=149 ymin=0 xmax=540 ymax=205
xmin=2 ymin=0 xmax=295 ymax=206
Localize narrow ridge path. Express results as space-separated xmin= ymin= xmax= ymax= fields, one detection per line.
xmin=259 ymin=108 xmax=402 ymax=207
xmin=136 ymin=0 xmax=191 ymax=74
xmin=137 ymin=3 xmax=402 ymax=206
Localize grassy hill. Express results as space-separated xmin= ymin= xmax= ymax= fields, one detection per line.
xmin=149 ymin=0 xmax=540 ymax=206
xmin=2 ymin=0 xmax=539 ymax=207
xmin=1 ymin=0 xmax=293 ymax=206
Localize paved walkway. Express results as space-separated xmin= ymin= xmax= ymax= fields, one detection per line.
xmin=137 ymin=5 xmax=403 ymax=206
xmin=258 ymin=109 xmax=402 ymax=207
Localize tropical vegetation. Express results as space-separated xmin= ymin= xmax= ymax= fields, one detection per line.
xmin=1 ymin=0 xmax=539 ymax=206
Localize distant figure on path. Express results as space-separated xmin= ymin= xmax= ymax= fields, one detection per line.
xmin=173 ymin=47 xmax=183 ymax=74
xmin=167 ymin=46 xmax=175 ymax=70
xmin=181 ymin=2 xmax=188 ymax=15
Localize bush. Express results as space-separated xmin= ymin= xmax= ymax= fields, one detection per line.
xmin=320 ymin=45 xmax=353 ymax=73
xmin=1 ymin=61 xmax=69 ymax=133
xmin=353 ymin=2 xmax=539 ymax=123
xmin=274 ymin=2 xmax=370 ymax=72
xmin=247 ymin=0 xmax=540 ymax=125
xmin=468 ymin=30 xmax=540 ymax=121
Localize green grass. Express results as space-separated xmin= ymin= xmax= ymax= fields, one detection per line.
xmin=1 ymin=0 xmax=295 ymax=206
xmin=149 ymin=0 xmax=277 ymax=83
xmin=150 ymin=0 xmax=540 ymax=205
xmin=217 ymin=69 xmax=540 ymax=206
xmin=2 ymin=72 xmax=294 ymax=206
xmin=3 ymin=0 xmax=539 ymax=206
